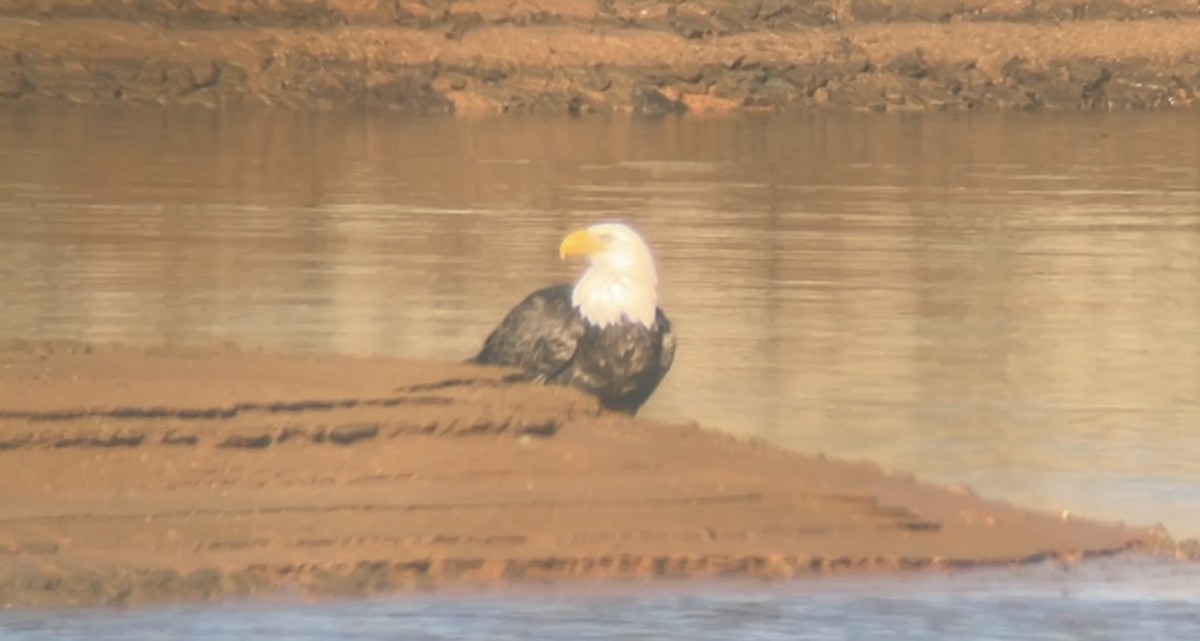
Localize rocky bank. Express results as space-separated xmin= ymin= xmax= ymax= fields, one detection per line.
xmin=2 ymin=0 xmax=1200 ymax=114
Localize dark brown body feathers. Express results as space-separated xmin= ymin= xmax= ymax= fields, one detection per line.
xmin=471 ymin=284 xmax=676 ymax=414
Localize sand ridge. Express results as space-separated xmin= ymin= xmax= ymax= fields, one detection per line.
xmin=0 ymin=340 xmax=1187 ymax=608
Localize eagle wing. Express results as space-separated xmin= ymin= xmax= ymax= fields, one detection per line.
xmin=470 ymin=284 xmax=585 ymax=382
xmin=656 ymin=308 xmax=677 ymax=376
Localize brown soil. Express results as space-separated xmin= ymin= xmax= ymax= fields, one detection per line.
xmin=2 ymin=1 xmax=1200 ymax=113
xmin=0 ymin=339 xmax=1190 ymax=608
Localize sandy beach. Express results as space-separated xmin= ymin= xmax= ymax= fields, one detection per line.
xmin=0 ymin=340 xmax=1188 ymax=608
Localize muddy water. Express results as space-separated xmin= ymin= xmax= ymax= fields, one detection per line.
xmin=3 ymin=557 xmax=1200 ymax=639
xmin=1 ymin=105 xmax=1199 ymax=545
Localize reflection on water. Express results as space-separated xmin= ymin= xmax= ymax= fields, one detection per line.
xmin=1 ymin=105 xmax=1199 ymax=538
xmin=2 ymin=558 xmax=1199 ymax=640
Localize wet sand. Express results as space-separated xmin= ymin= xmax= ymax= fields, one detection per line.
xmin=2 ymin=0 xmax=1200 ymax=113
xmin=0 ymin=340 xmax=1189 ymax=608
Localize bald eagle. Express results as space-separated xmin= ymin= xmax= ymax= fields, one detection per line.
xmin=470 ymin=223 xmax=676 ymax=415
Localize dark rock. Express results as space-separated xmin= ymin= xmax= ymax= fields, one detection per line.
xmin=889 ymin=50 xmax=931 ymax=79
xmin=1 ymin=71 xmax=35 ymax=99
xmin=632 ymin=86 xmax=686 ymax=116
xmin=1081 ymin=67 xmax=1113 ymax=109
xmin=479 ymin=68 xmax=508 ymax=85
xmin=371 ymin=74 xmax=454 ymax=112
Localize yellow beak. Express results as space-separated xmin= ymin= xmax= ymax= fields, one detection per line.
xmin=559 ymin=229 xmax=604 ymax=260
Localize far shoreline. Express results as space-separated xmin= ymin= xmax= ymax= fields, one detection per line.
xmin=2 ymin=1 xmax=1200 ymax=114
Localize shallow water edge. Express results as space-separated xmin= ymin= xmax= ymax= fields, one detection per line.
xmin=3 ymin=556 xmax=1200 ymax=641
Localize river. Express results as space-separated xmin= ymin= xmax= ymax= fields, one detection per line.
xmin=1 ymin=104 xmax=1197 ymax=635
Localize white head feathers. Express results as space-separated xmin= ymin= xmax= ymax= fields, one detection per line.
xmin=558 ymin=222 xmax=660 ymax=328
